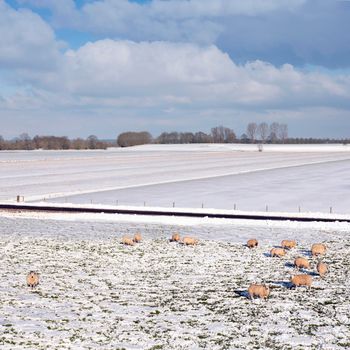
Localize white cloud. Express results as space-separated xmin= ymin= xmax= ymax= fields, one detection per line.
xmin=15 ymin=0 xmax=306 ymax=44
xmin=3 ymin=39 xmax=350 ymax=112
xmin=0 ymin=0 xmax=60 ymax=70
xmin=0 ymin=8 xmax=349 ymax=138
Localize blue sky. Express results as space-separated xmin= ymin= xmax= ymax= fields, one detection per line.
xmin=1 ymin=0 xmax=350 ymax=138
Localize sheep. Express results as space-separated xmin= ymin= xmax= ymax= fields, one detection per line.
xmin=281 ymin=240 xmax=296 ymax=249
xmin=182 ymin=237 xmax=198 ymax=245
xmin=290 ymin=274 xmax=312 ymax=288
xmin=317 ymin=262 xmax=328 ymax=277
xmin=133 ymin=233 xmax=142 ymax=243
xmin=311 ymin=243 xmax=327 ymax=256
xmin=247 ymin=239 xmax=258 ymax=249
xmin=294 ymin=257 xmax=310 ymax=270
xmin=26 ymin=271 xmax=39 ymax=288
xmin=170 ymin=233 xmax=180 ymax=242
xmin=248 ymin=284 xmax=270 ymax=300
xmin=270 ymin=248 xmax=286 ymax=258
xmin=121 ymin=236 xmax=135 ymax=246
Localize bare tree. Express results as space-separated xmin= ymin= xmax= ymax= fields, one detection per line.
xmin=179 ymin=132 xmax=194 ymax=144
xmin=211 ymin=126 xmax=236 ymax=143
xmin=223 ymin=127 xmax=236 ymax=143
xmin=0 ymin=135 xmax=4 ymax=150
xmin=87 ymin=135 xmax=98 ymax=149
xmin=246 ymin=122 xmax=258 ymax=143
xmin=257 ymin=122 xmax=269 ymax=143
xmin=278 ymin=124 xmax=288 ymax=143
xmin=211 ymin=126 xmax=225 ymax=143
xmin=193 ymin=131 xmax=212 ymax=143
xmin=269 ymin=122 xmax=280 ymax=143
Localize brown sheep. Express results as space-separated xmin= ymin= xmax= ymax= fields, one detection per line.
xmin=294 ymin=257 xmax=310 ymax=270
xmin=317 ymin=262 xmax=328 ymax=277
xmin=290 ymin=274 xmax=312 ymax=288
xmin=247 ymin=239 xmax=258 ymax=248
xmin=170 ymin=233 xmax=180 ymax=242
xmin=270 ymin=248 xmax=286 ymax=258
xmin=121 ymin=236 xmax=135 ymax=246
xmin=133 ymin=233 xmax=142 ymax=243
xmin=281 ymin=240 xmax=296 ymax=249
xmin=311 ymin=243 xmax=326 ymax=256
xmin=248 ymin=284 xmax=270 ymax=300
xmin=26 ymin=271 xmax=39 ymax=288
xmin=182 ymin=237 xmax=198 ymax=245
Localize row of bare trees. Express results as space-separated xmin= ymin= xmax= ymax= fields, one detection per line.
xmin=155 ymin=126 xmax=236 ymax=145
xmin=2 ymin=124 xmax=348 ymax=150
xmin=0 ymin=134 xmax=112 ymax=150
xmin=246 ymin=122 xmax=288 ymax=143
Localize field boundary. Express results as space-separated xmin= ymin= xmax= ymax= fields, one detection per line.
xmin=1 ymin=203 xmax=350 ymax=223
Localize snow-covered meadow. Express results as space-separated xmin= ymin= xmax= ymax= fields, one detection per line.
xmin=1 ymin=144 xmax=350 ymax=213
xmin=0 ymin=214 xmax=349 ymax=350
xmin=1 ymin=145 xmax=350 ymax=349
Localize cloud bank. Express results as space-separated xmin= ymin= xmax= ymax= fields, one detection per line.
xmin=1 ymin=0 xmax=350 ymax=138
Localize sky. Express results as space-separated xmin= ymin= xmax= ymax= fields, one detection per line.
xmin=0 ymin=0 xmax=350 ymax=139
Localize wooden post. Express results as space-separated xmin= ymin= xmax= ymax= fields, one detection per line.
xmin=266 ymin=205 xmax=268 ymax=212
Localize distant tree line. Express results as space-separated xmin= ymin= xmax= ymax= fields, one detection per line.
xmin=0 ymin=133 xmax=114 ymax=150
xmin=117 ymin=123 xmax=350 ymax=147
xmin=1 ymin=124 xmax=349 ymax=150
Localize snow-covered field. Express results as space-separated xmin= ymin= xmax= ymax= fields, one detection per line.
xmin=0 ymin=214 xmax=349 ymax=349
xmin=1 ymin=145 xmax=349 ymax=349
xmin=1 ymin=144 xmax=350 ymax=214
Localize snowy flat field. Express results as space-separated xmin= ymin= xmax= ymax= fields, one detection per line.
xmin=1 ymin=144 xmax=350 ymax=348
xmin=0 ymin=213 xmax=349 ymax=349
xmin=1 ymin=144 xmax=350 ymax=214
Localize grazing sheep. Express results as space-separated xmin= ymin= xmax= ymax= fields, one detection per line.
xmin=121 ymin=236 xmax=135 ymax=246
xmin=133 ymin=233 xmax=142 ymax=243
xmin=311 ymin=243 xmax=327 ymax=256
xmin=281 ymin=240 xmax=296 ymax=249
xmin=247 ymin=239 xmax=258 ymax=248
xmin=248 ymin=284 xmax=270 ymax=300
xmin=182 ymin=237 xmax=198 ymax=245
xmin=290 ymin=274 xmax=312 ymax=288
xmin=294 ymin=257 xmax=310 ymax=270
xmin=26 ymin=271 xmax=39 ymax=288
xmin=317 ymin=262 xmax=328 ymax=277
xmin=270 ymin=248 xmax=286 ymax=257
xmin=170 ymin=233 xmax=180 ymax=242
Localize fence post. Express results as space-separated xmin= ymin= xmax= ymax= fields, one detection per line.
xmin=298 ymin=205 xmax=301 ymax=213
xmin=201 ymin=203 xmax=204 ymax=208
xmin=173 ymin=202 xmax=175 ymax=207
xmin=234 ymin=203 xmax=236 ymax=210
xmin=266 ymin=205 xmax=268 ymax=212
xmin=330 ymin=206 xmax=333 ymax=214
